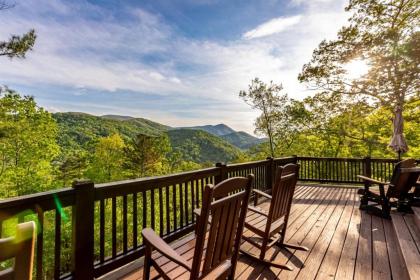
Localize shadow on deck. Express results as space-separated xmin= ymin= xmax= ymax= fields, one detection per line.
xmin=106 ymin=185 xmax=402 ymax=280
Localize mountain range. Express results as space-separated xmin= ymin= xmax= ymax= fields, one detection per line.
xmin=179 ymin=124 xmax=265 ymax=149
xmin=53 ymin=112 xmax=265 ymax=163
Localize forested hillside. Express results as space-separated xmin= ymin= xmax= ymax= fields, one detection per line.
xmin=180 ymin=124 xmax=265 ymax=149
xmin=53 ymin=112 xmax=168 ymax=150
xmin=180 ymin=124 xmax=235 ymax=136
xmin=168 ymin=129 xmax=244 ymax=163
xmin=54 ymin=113 xmax=244 ymax=164
xmin=221 ymin=131 xmax=266 ymax=149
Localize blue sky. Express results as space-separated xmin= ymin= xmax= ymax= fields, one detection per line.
xmin=0 ymin=0 xmax=349 ymax=134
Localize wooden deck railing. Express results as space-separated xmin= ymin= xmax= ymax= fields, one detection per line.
xmin=0 ymin=156 xmax=418 ymax=279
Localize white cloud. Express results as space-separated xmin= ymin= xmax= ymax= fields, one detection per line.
xmin=243 ymin=15 xmax=302 ymax=39
xmin=0 ymin=0 xmax=350 ymax=134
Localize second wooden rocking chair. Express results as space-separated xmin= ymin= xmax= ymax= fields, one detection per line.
xmin=240 ymin=163 xmax=308 ymax=270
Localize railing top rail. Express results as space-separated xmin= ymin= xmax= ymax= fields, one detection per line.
xmin=0 ymin=187 xmax=74 ymax=209
xmin=296 ymin=156 xmax=403 ymax=162
xmin=0 ymin=188 xmax=75 ymax=220
xmin=273 ymin=156 xmax=297 ymax=161
xmin=297 ymin=156 xmax=365 ymax=160
xmin=225 ymin=159 xmax=269 ymax=169
xmin=94 ymin=167 xmax=220 ymax=199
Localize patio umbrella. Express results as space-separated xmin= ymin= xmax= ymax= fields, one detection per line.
xmin=389 ymin=106 xmax=408 ymax=160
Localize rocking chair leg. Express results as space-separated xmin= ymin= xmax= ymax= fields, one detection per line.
xmin=381 ymin=197 xmax=391 ymax=219
xmin=143 ymin=244 xmax=152 ymax=280
xmin=279 ymin=242 xmax=309 ymax=252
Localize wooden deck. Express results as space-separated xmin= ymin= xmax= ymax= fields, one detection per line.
xmin=117 ymin=185 xmax=406 ymax=280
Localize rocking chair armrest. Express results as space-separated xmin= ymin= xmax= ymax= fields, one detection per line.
xmin=142 ymin=228 xmax=191 ymax=271
xmin=252 ymin=189 xmax=272 ymax=200
xmin=357 ymin=175 xmax=388 ymax=186
xmin=247 ymin=205 xmax=268 ymax=216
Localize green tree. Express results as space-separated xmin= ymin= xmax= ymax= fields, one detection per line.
xmin=124 ymin=133 xmax=171 ymax=178
xmin=239 ymin=78 xmax=287 ymax=157
xmin=299 ymin=0 xmax=419 ymax=153
xmin=87 ymin=134 xmax=126 ymax=182
xmin=56 ymin=149 xmax=89 ymax=187
xmin=0 ymin=88 xmax=59 ymax=197
xmin=0 ymin=1 xmax=36 ymax=58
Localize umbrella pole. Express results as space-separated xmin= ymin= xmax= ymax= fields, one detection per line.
xmin=397 ymin=150 xmax=401 ymax=161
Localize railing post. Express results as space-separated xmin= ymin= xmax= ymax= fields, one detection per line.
xmin=292 ymin=155 xmax=298 ymax=164
xmin=363 ymin=156 xmax=372 ymax=186
xmin=72 ymin=180 xmax=95 ymax=280
xmin=215 ymin=162 xmax=227 ymax=184
xmin=266 ymin=157 xmax=274 ymax=189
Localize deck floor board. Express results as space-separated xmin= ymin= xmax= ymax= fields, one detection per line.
xmin=119 ymin=185 xmax=403 ymax=280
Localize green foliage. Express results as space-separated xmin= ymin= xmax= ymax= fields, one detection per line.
xmin=55 ymin=149 xmax=88 ymax=187
xmin=86 ymin=134 xmax=128 ymax=182
xmin=0 ymin=89 xmax=59 ymax=196
xmin=183 ymin=124 xmax=235 ymax=136
xmin=0 ymin=2 xmax=36 ymax=59
xmin=53 ymin=112 xmax=166 ymax=151
xmin=298 ymin=0 xmax=419 ymax=152
xmin=299 ymin=0 xmax=419 ymax=105
xmin=239 ymin=78 xmax=288 ymax=157
xmin=0 ymin=29 xmax=36 ymax=58
xmin=168 ymin=129 xmax=244 ymax=164
xmin=220 ymin=131 xmax=265 ymax=150
xmin=124 ymin=133 xmax=171 ymax=177
xmin=246 ymin=94 xmax=419 ymax=160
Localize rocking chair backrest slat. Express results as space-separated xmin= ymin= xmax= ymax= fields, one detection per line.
xmin=0 ymin=221 xmax=36 ymax=280
xmin=268 ymin=164 xmax=299 ymax=225
xmin=389 ymin=159 xmax=417 ymax=197
xmin=190 ymin=175 xmax=253 ymax=279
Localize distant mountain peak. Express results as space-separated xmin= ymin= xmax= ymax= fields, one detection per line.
xmin=180 ymin=123 xmax=236 ymax=136
xmin=101 ymin=114 xmax=135 ymax=121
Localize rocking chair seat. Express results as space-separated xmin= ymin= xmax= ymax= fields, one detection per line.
xmin=145 ymin=233 xmax=195 ymax=280
xmin=245 ymin=209 xmax=285 ymax=238
xmin=358 ymin=185 xmax=390 ymax=197
xmin=144 ymin=232 xmax=232 ymax=280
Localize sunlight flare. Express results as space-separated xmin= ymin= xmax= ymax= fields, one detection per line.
xmin=344 ymin=59 xmax=369 ymax=79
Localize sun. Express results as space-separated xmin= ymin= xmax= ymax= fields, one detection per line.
xmin=344 ymin=59 xmax=370 ymax=79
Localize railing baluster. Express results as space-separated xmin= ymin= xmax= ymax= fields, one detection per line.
xmin=191 ymin=180 xmax=195 ymax=224
xmin=100 ymin=199 xmax=105 ymax=262
xmin=172 ymin=185 xmax=177 ymax=230
xmin=112 ymin=197 xmax=117 ymax=258
xmin=36 ymin=206 xmax=44 ymax=280
xmin=165 ymin=185 xmax=170 ymax=234
xmin=142 ymin=191 xmax=147 ymax=235
xmin=123 ymin=195 xmax=127 ymax=253
xmin=151 ymin=189 xmax=155 ymax=230
xmin=179 ymin=183 xmax=184 ymax=228
xmin=54 ymin=208 xmax=61 ymax=280
xmin=133 ymin=193 xmax=137 ymax=248
xmin=184 ymin=182 xmax=189 ymax=225
xmin=159 ymin=187 xmax=163 ymax=235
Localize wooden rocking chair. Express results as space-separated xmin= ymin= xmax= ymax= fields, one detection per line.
xmin=241 ymin=164 xmax=308 ymax=270
xmin=357 ymin=158 xmax=420 ymax=218
xmin=0 ymin=221 xmax=36 ymax=280
xmin=142 ymin=175 xmax=253 ymax=280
